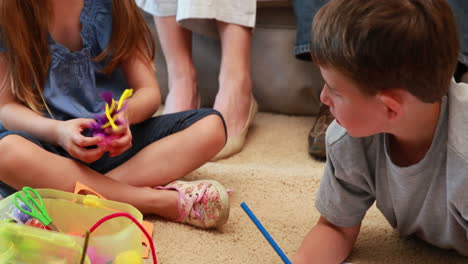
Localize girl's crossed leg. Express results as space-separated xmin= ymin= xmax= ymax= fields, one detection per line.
xmin=0 ymin=110 xmax=228 ymax=228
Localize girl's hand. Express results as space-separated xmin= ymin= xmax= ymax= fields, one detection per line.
xmin=56 ymin=118 xmax=105 ymax=163
xmin=104 ymin=111 xmax=133 ymax=157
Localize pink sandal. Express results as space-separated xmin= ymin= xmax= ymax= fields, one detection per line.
xmin=157 ymin=180 xmax=230 ymax=228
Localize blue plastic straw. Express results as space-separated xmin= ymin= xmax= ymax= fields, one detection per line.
xmin=241 ymin=202 xmax=292 ymax=264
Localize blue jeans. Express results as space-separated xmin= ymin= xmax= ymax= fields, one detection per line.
xmin=293 ymin=0 xmax=468 ymax=66
xmin=448 ymin=0 xmax=468 ymax=66
xmin=292 ymin=0 xmax=329 ymax=61
xmin=0 ymin=109 xmax=225 ymax=198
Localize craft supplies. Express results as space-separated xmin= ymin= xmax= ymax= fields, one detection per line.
xmin=13 ymin=187 xmax=58 ymax=231
xmin=0 ymin=188 xmax=156 ymax=263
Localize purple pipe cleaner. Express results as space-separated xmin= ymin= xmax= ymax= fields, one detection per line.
xmin=89 ymin=91 xmax=128 ymax=147
xmin=11 ymin=200 xmax=32 ymax=224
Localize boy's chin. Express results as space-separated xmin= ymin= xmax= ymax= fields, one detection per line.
xmin=347 ymin=130 xmax=376 ymax=138
xmin=344 ymin=125 xmax=376 ymax=138
xmin=336 ymin=119 xmax=371 ymax=138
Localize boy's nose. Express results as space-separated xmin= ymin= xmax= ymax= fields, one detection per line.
xmin=320 ymin=85 xmax=331 ymax=106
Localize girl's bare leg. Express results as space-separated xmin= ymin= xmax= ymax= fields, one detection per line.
xmin=155 ymin=16 xmax=199 ymax=113
xmin=214 ymin=22 xmax=253 ymax=137
xmin=0 ymin=135 xmax=179 ymax=219
xmin=106 ymin=114 xmax=226 ymax=187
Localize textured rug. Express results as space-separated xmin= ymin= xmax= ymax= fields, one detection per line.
xmin=144 ymin=112 xmax=466 ymax=264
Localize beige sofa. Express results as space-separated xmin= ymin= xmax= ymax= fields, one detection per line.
xmin=142 ymin=0 xmax=324 ymax=116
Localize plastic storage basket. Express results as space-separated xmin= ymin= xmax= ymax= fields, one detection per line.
xmin=0 ymin=188 xmax=144 ymax=264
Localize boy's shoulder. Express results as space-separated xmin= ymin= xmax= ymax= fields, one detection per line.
xmin=448 ymin=80 xmax=468 ymax=159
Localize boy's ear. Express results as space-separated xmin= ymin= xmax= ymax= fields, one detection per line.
xmin=377 ymin=90 xmax=403 ymax=121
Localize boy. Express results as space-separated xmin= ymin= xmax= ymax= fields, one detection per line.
xmin=293 ymin=0 xmax=467 ymax=263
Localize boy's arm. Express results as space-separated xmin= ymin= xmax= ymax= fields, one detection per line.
xmin=120 ymin=51 xmax=161 ymax=125
xmin=293 ymin=216 xmax=361 ymax=264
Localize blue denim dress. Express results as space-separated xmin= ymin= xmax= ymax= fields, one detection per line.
xmin=0 ymin=0 xmax=126 ymax=126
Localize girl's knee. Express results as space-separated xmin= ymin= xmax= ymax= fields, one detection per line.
xmin=199 ymin=114 xmax=227 ymax=147
xmin=0 ymin=135 xmax=33 ymax=169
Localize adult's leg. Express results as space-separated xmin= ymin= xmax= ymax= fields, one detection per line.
xmin=155 ymin=16 xmax=199 ymax=113
xmin=447 ymin=0 xmax=468 ymax=67
xmin=447 ymin=0 xmax=468 ymax=83
xmin=292 ymin=0 xmax=330 ymax=60
xmin=214 ymin=22 xmax=253 ymax=138
xmin=0 ymin=135 xmax=179 ymax=219
xmin=292 ymin=0 xmax=333 ymax=160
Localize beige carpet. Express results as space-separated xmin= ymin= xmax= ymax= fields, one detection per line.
xmin=144 ymin=112 xmax=466 ymax=264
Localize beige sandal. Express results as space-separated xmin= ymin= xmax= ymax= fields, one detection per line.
xmin=212 ymin=95 xmax=258 ymax=161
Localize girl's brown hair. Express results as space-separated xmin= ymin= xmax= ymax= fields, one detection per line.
xmin=311 ymin=0 xmax=460 ymax=103
xmin=0 ymin=0 xmax=155 ymax=114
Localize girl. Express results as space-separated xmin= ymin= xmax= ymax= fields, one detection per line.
xmin=0 ymin=0 xmax=230 ymax=229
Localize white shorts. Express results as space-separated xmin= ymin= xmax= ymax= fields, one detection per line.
xmin=136 ymin=0 xmax=256 ymax=38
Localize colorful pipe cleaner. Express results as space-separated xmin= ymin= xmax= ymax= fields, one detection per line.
xmin=89 ymin=89 xmax=133 ymax=147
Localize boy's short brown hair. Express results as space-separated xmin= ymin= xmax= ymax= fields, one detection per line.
xmin=311 ymin=0 xmax=459 ymax=103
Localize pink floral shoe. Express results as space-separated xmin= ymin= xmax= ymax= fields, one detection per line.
xmin=157 ymin=180 xmax=230 ymax=228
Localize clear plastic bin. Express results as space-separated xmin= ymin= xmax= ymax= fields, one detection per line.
xmin=0 ymin=189 xmax=143 ymax=264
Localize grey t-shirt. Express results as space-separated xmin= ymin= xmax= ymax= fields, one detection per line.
xmin=316 ymin=80 xmax=468 ymax=255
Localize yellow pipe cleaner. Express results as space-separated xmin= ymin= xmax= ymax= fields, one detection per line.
xmin=101 ymin=89 xmax=134 ymax=131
